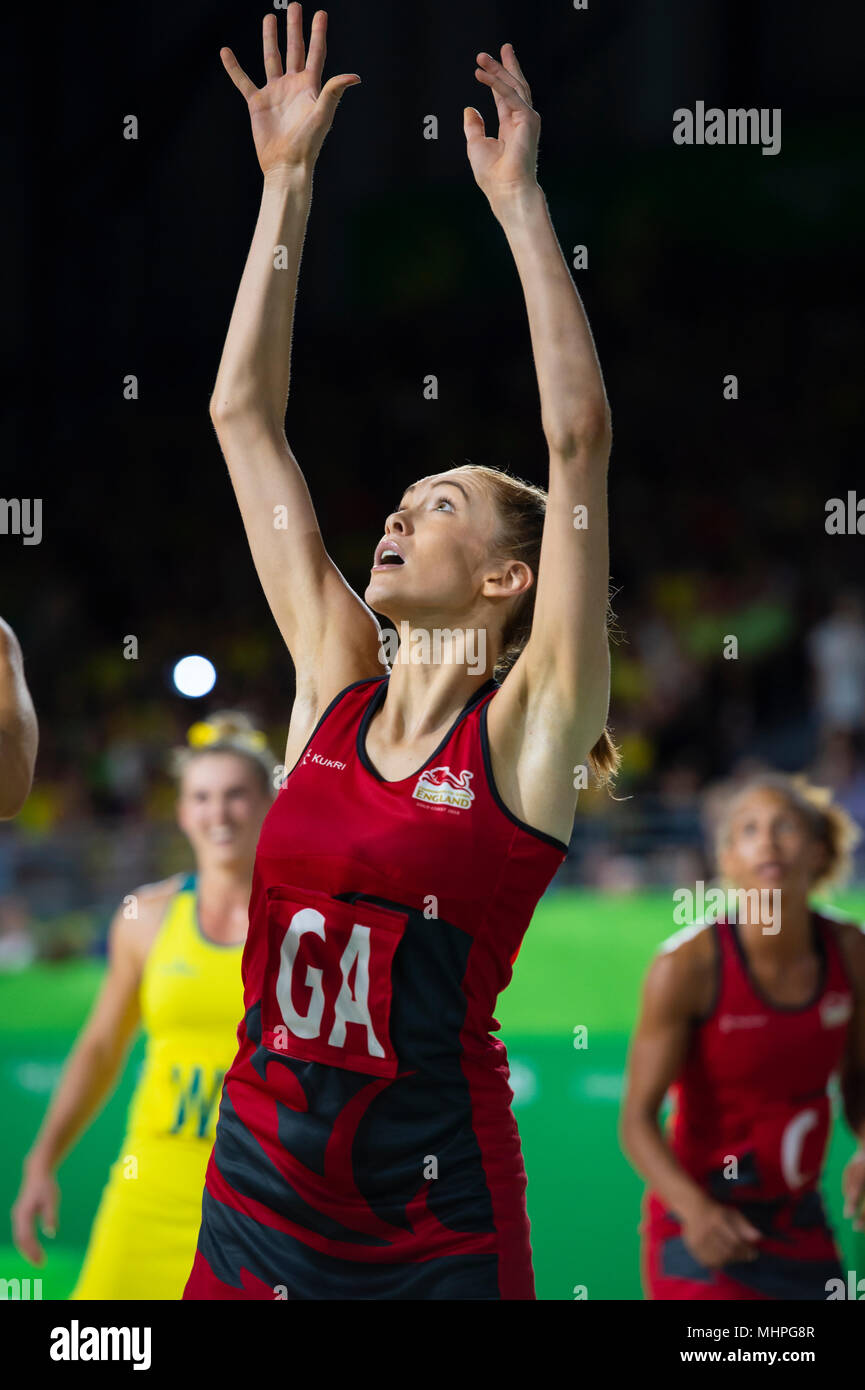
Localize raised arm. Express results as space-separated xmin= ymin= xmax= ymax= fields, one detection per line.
xmin=0 ymin=617 xmax=38 ymax=819
xmin=465 ymin=47 xmax=613 ymax=839
xmin=209 ymin=8 xmax=383 ymax=729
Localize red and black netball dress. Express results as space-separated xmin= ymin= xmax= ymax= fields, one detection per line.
xmin=642 ymin=912 xmax=856 ymax=1300
xmin=183 ymin=675 xmax=567 ymax=1300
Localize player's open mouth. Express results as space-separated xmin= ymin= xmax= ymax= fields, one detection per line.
xmin=372 ymin=540 xmax=406 ymax=571
xmin=756 ymin=861 xmax=785 ymax=877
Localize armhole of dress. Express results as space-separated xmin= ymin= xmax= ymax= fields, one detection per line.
xmin=283 ymin=675 xmax=384 ymax=783
xmin=819 ymin=912 xmax=860 ymax=996
xmin=141 ymin=874 xmax=187 ymax=969
xmin=691 ymin=921 xmax=723 ymax=1025
xmin=477 ymin=697 xmax=570 ymax=854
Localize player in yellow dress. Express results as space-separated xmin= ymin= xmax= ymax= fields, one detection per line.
xmin=11 ymin=713 xmax=275 ymax=1298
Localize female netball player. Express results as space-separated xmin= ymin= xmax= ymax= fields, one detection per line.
xmin=183 ymin=7 xmax=615 ymax=1301
xmin=0 ymin=616 xmax=38 ymax=818
xmin=11 ymin=714 xmax=274 ymax=1299
xmin=621 ymin=773 xmax=865 ymax=1300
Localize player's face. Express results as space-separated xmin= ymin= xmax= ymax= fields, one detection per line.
xmin=364 ymin=471 xmax=505 ymax=632
xmin=177 ymin=753 xmax=271 ymax=870
xmin=718 ymin=788 xmax=826 ymax=898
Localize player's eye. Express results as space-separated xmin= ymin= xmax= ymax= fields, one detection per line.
xmin=434 ymin=494 xmax=455 ymax=510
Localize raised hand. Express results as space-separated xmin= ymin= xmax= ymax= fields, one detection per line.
xmin=219 ymin=6 xmax=360 ymax=176
xmin=464 ymin=44 xmax=541 ymax=203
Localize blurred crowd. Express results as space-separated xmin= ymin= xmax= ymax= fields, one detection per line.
xmin=2 ymin=0 xmax=861 ymax=958
xmin=576 ymin=582 xmax=865 ymax=891
xmin=1 ymin=576 xmax=864 ymax=966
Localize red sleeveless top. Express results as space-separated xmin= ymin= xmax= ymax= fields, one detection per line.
xmin=668 ymin=913 xmax=854 ymax=1201
xmin=197 ymin=674 xmax=567 ymax=1299
xmin=642 ymin=913 xmax=856 ymax=1293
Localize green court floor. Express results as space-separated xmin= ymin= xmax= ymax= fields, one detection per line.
xmin=1 ymin=889 xmax=863 ymax=1299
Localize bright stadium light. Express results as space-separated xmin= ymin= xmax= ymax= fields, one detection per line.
xmin=172 ymin=655 xmax=217 ymax=699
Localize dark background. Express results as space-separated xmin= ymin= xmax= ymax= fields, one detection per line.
xmin=3 ymin=0 xmax=864 ymax=923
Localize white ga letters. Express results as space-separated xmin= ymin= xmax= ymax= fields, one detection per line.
xmin=275 ymin=906 xmax=385 ymax=1060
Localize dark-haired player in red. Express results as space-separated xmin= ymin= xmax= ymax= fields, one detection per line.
xmin=621 ymin=774 xmax=865 ymax=1300
xmin=183 ymin=8 xmax=616 ymax=1299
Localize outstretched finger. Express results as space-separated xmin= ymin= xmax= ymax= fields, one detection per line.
xmin=285 ymin=1 xmax=306 ymax=75
xmin=12 ymin=1200 xmax=42 ymax=1266
xmin=43 ymin=1187 xmax=59 ymax=1239
xmin=315 ymin=71 xmax=362 ymax=123
xmin=306 ymin=9 xmax=328 ymax=85
xmin=463 ymin=105 xmax=488 ymax=150
xmin=262 ymin=13 xmax=284 ymax=81
xmin=474 ymin=64 xmax=532 ymax=129
xmin=477 ymin=51 xmax=530 ymax=108
xmin=220 ymin=47 xmax=259 ymax=101
xmin=500 ymin=43 xmax=532 ymax=105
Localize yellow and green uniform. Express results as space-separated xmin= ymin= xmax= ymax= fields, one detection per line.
xmin=71 ymin=874 xmax=244 ymax=1299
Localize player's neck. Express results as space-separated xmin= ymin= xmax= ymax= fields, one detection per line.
xmin=376 ymin=659 xmax=493 ymax=744
xmin=196 ymin=862 xmax=254 ymax=914
xmin=736 ymin=895 xmax=813 ymax=961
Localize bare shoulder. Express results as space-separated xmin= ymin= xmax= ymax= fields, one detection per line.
xmin=644 ymin=921 xmax=718 ymax=1021
xmin=0 ymin=616 xmax=20 ymax=658
xmin=483 ymin=662 xmax=580 ymax=845
xmin=284 ymin=651 xmax=384 ymax=774
xmin=110 ymin=873 xmax=185 ymax=969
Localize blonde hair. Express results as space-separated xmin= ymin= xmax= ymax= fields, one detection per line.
xmin=709 ymin=770 xmax=861 ymax=895
xmin=450 ymin=463 xmax=621 ymax=790
xmin=170 ymin=710 xmax=275 ymax=796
